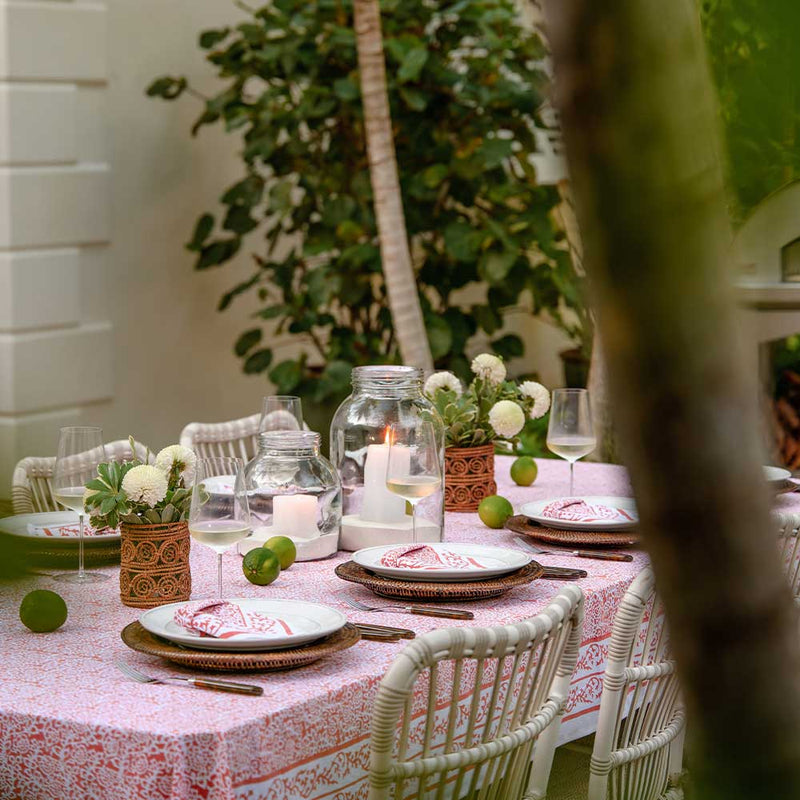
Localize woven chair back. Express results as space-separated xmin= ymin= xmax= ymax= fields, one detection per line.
xmin=589 ymin=568 xmax=685 ymax=800
xmin=179 ymin=415 xmax=261 ymax=463
xmin=12 ymin=439 xmax=153 ymax=514
xmin=368 ymin=585 xmax=584 ymax=800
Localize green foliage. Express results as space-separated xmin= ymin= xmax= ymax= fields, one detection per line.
xmin=84 ymin=437 xmax=194 ymax=528
xmin=148 ymin=0 xmax=585 ymax=397
xmin=702 ymin=0 xmax=800 ymax=220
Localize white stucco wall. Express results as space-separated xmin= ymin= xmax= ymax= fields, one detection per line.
xmin=0 ymin=0 xmax=572 ymax=497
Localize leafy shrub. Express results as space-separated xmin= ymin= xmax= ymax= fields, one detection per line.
xmin=148 ymin=0 xmax=584 ymax=401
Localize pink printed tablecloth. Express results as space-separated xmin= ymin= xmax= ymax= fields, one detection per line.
xmin=2 ymin=458 xmax=785 ymax=800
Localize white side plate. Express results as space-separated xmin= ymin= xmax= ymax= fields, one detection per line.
xmin=0 ymin=511 xmax=120 ymax=544
xmin=139 ymin=598 xmax=347 ymax=652
xmin=353 ymin=543 xmax=531 ymax=582
xmin=764 ymin=465 xmax=792 ymax=484
xmin=520 ymin=496 xmax=639 ymax=531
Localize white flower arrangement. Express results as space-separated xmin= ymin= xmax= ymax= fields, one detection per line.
xmin=424 ymin=353 xmax=550 ymax=447
xmin=84 ymin=437 xmax=195 ymax=528
xmin=488 ymin=400 xmax=526 ymax=438
xmin=424 ymin=371 xmax=463 ymax=396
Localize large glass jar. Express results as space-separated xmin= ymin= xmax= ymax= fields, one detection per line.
xmin=330 ymin=365 xmax=445 ymax=549
xmin=244 ymin=431 xmax=341 ymax=553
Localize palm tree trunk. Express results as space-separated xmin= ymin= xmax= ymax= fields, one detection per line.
xmin=545 ymin=0 xmax=800 ymax=797
xmin=353 ymin=0 xmax=433 ymax=372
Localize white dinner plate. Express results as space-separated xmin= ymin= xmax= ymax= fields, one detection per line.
xmin=0 ymin=511 xmax=120 ymax=545
xmin=764 ymin=465 xmax=792 ymax=484
xmin=520 ymin=496 xmax=639 ymax=532
xmin=139 ymin=598 xmax=347 ymax=652
xmin=353 ymin=543 xmax=532 ymax=582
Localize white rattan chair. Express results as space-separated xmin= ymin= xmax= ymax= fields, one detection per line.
xmin=776 ymin=512 xmax=800 ymax=602
xmin=11 ymin=439 xmax=154 ymax=514
xmin=367 ymin=584 xmax=584 ymax=800
xmin=179 ymin=414 xmax=262 ymax=462
xmin=588 ymin=568 xmax=685 ymax=800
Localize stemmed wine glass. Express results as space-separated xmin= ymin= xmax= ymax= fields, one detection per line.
xmin=52 ymin=426 xmax=110 ymax=584
xmin=259 ymin=396 xmax=303 ymax=433
xmin=189 ymin=457 xmax=251 ymax=599
xmin=385 ymin=421 xmax=442 ymax=544
xmin=546 ymin=388 xmax=597 ymax=496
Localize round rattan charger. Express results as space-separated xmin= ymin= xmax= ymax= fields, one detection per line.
xmin=505 ymin=515 xmax=639 ymax=548
xmin=121 ymin=622 xmax=361 ymax=672
xmin=335 ymin=561 xmax=544 ymax=601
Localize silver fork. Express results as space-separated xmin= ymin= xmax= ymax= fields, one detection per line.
xmin=340 ymin=594 xmax=473 ymax=620
xmin=514 ymin=536 xmax=632 ymax=562
xmin=114 ymin=658 xmax=263 ymax=696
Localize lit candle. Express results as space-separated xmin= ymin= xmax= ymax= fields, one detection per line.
xmin=360 ymin=429 xmax=409 ymax=524
xmin=272 ymin=495 xmax=319 ymax=540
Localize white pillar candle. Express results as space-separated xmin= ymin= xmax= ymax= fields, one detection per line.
xmin=272 ymin=495 xmax=319 ymax=539
xmin=360 ymin=442 xmax=410 ymax=524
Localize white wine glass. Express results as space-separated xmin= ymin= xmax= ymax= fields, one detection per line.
xmin=259 ymin=395 xmax=303 ymax=433
xmin=53 ymin=426 xmax=110 ymax=584
xmin=189 ymin=457 xmax=251 ymax=599
xmin=547 ymin=388 xmax=596 ymax=496
xmin=385 ymin=422 xmax=442 ymax=544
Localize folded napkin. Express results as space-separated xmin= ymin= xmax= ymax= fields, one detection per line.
xmin=541 ymin=499 xmax=635 ymax=523
xmin=379 ymin=545 xmax=487 ymax=570
xmin=173 ymin=601 xmax=295 ymax=640
xmin=25 ymin=523 xmax=115 ymax=538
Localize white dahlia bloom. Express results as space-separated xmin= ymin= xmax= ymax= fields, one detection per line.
xmin=122 ymin=465 xmax=168 ymax=507
xmin=471 ymin=353 xmax=506 ymax=385
xmin=424 ymin=371 xmax=462 ymax=396
xmin=488 ymin=400 xmax=526 ymax=438
xmin=519 ymin=381 xmax=551 ymax=419
xmin=155 ymin=444 xmax=196 ymax=481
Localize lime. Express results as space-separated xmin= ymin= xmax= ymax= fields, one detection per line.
xmin=510 ymin=456 xmax=538 ymax=487
xmin=242 ymin=547 xmax=281 ymax=586
xmin=478 ymin=495 xmax=514 ymax=529
xmin=19 ymin=590 xmax=68 ymax=633
xmin=264 ymin=536 xmax=297 ymax=570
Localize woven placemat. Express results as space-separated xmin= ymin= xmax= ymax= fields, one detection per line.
xmin=335 ymin=561 xmax=544 ymax=601
xmin=120 ymin=622 xmax=361 ymax=672
xmin=505 ymin=515 xmax=639 ymax=548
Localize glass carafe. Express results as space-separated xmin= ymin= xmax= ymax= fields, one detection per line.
xmin=244 ymin=431 xmax=341 ymax=545
xmin=330 ymin=366 xmax=445 ymax=549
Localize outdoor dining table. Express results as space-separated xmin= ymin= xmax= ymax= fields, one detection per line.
xmin=2 ymin=456 xmax=792 ymax=800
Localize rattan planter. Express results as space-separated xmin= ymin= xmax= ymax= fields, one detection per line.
xmin=119 ymin=521 xmax=192 ymax=608
xmin=444 ymin=443 xmax=497 ymax=512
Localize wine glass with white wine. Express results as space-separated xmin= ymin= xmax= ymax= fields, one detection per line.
xmin=547 ymin=388 xmax=596 ymax=496
xmin=52 ymin=426 xmax=110 ymax=584
xmin=189 ymin=457 xmax=251 ymax=599
xmin=385 ymin=421 xmax=442 ymax=544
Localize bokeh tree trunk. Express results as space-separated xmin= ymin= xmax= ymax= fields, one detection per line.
xmin=556 ymin=179 xmax=616 ymax=461
xmin=353 ymin=0 xmax=433 ymax=372
xmin=544 ymin=0 xmax=800 ymax=797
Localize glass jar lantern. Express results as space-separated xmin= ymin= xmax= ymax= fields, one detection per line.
xmin=330 ymin=365 xmax=445 ymax=550
xmin=243 ymin=431 xmax=341 ymax=560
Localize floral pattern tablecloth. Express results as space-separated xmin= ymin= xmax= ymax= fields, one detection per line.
xmin=2 ymin=457 xmax=787 ymax=800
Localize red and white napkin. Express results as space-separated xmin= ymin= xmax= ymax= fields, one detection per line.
xmin=173 ymin=601 xmax=295 ymax=640
xmin=25 ymin=523 xmax=115 ymax=538
xmin=541 ymin=499 xmax=634 ymax=523
xmin=379 ymin=545 xmax=487 ymax=570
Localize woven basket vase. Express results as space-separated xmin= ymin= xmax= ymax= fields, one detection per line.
xmin=119 ymin=521 xmax=192 ymax=608
xmin=444 ymin=443 xmax=497 ymax=512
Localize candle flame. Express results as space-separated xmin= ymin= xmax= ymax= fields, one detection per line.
xmin=384 ymin=426 xmax=393 ymax=446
